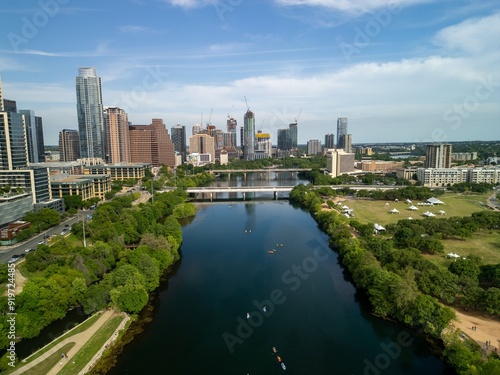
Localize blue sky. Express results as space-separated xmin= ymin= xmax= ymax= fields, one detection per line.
xmin=1 ymin=0 xmax=499 ymax=145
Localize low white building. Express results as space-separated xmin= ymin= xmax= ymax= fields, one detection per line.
xmin=416 ymin=167 xmax=500 ymax=187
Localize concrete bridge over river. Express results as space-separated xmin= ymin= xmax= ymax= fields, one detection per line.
xmin=178 ymin=184 xmax=398 ymax=201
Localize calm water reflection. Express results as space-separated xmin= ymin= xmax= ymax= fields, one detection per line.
xmin=109 ymin=201 xmax=453 ymax=375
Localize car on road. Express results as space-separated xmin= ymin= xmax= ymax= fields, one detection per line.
xmin=38 ymin=240 xmax=45 ymax=245
xmin=8 ymin=254 xmax=21 ymax=263
xmin=64 ymin=223 xmax=70 ymax=228
xmin=25 ymin=248 xmax=35 ymax=253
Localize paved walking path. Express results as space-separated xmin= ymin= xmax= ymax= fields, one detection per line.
xmin=11 ymin=309 xmax=115 ymax=375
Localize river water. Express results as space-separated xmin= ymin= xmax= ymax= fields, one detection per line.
xmin=108 ymin=174 xmax=453 ymax=374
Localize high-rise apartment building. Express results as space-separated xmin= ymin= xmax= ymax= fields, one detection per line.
xmin=104 ymin=107 xmax=130 ymax=163
xmin=326 ymin=149 xmax=355 ymax=177
xmin=129 ymin=119 xmax=175 ymax=167
xmin=255 ymin=131 xmax=272 ymax=159
xmin=192 ymin=124 xmax=202 ymax=136
xmin=337 ymin=117 xmax=348 ymax=147
xmin=171 ymin=124 xmax=187 ymax=162
xmin=339 ymin=133 xmax=353 ymax=153
xmin=2 ymin=99 xmax=17 ymax=113
xmin=226 ymin=116 xmax=237 ymax=148
xmin=76 ymin=67 xmax=105 ymax=159
xmin=189 ymin=133 xmax=215 ymax=162
xmin=213 ymin=129 xmax=224 ymax=151
xmin=0 ymin=109 xmax=28 ymax=170
xmin=277 ymin=129 xmax=291 ymax=151
xmin=325 ymin=133 xmax=335 ymax=149
xmin=289 ymin=122 xmax=298 ymax=149
xmin=243 ymin=109 xmax=255 ymax=160
xmin=19 ymin=110 xmax=39 ymax=164
xmin=307 ymin=140 xmax=322 ymax=155
xmin=35 ymin=116 xmax=45 ymax=162
xmin=59 ymin=129 xmax=81 ymax=162
xmin=424 ymin=144 xmax=452 ymax=168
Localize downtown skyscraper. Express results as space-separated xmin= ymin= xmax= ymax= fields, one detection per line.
xmin=171 ymin=124 xmax=187 ymax=162
xmin=243 ymin=109 xmax=255 ymax=160
xmin=104 ymin=107 xmax=130 ymax=163
xmin=76 ymin=67 xmax=105 ymax=159
xmin=336 ymin=117 xmax=348 ymax=147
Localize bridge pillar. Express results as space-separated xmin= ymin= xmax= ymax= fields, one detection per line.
xmin=243 ymin=172 xmax=246 ymax=180
xmin=274 ymin=191 xmax=277 ymax=200
xmin=243 ymin=192 xmax=246 ymax=200
xmin=210 ymin=192 xmax=213 ymax=202
xmin=228 ymin=173 xmax=231 ymax=180
xmin=275 ymin=172 xmax=279 ymax=179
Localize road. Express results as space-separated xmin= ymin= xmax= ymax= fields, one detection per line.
xmin=0 ymin=210 xmax=93 ymax=264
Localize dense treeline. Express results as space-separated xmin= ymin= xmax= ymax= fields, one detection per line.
xmin=290 ymin=184 xmax=500 ymax=374
xmin=357 ymin=185 xmax=445 ymax=200
xmin=446 ymin=182 xmax=496 ymax=194
xmin=0 ymin=189 xmax=191 ymax=370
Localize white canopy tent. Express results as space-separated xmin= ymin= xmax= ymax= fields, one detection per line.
xmin=423 ymin=211 xmax=436 ymax=217
xmin=427 ymin=197 xmax=445 ymax=205
xmin=389 ymin=208 xmax=400 ymax=214
xmin=408 ymin=205 xmax=419 ymax=211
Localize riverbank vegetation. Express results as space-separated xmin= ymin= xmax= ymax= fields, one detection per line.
xmin=0 ymin=185 xmax=192 ymax=371
xmin=290 ymin=183 xmax=500 ymax=374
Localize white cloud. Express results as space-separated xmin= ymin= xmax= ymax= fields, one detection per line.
xmin=208 ymin=43 xmax=251 ymax=53
xmin=159 ymin=0 xmax=217 ymax=8
xmin=274 ymin=0 xmax=432 ymax=14
xmin=434 ymin=12 xmax=500 ymax=55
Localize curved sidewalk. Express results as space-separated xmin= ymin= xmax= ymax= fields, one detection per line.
xmin=11 ymin=309 xmax=115 ymax=375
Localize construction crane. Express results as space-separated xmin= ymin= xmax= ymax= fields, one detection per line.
xmin=207 ymin=108 xmax=213 ymax=127
xmin=244 ymin=96 xmax=250 ymax=111
xmin=294 ymin=108 xmax=302 ymax=123
xmin=258 ymin=119 xmax=265 ymax=132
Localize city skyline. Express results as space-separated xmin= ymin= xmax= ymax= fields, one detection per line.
xmin=0 ymin=1 xmax=499 ymax=145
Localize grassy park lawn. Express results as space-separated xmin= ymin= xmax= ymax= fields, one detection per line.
xmin=424 ymin=230 xmax=500 ymax=267
xmin=21 ymin=343 xmax=75 ymax=375
xmin=340 ymin=192 xmax=490 ymax=226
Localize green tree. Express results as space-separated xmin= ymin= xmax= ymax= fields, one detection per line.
xmin=449 ymin=258 xmax=481 ymax=282
xmin=110 ymin=282 xmax=148 ymax=314
xmin=173 ymin=203 xmax=196 ymax=219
